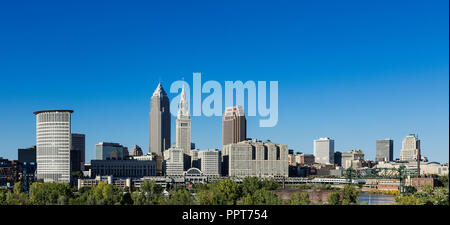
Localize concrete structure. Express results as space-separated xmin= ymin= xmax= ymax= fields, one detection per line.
xmin=95 ymin=142 xmax=128 ymax=160
xmin=313 ymin=137 xmax=334 ymax=165
xmin=341 ymin=150 xmax=365 ymax=169
xmin=18 ymin=146 xmax=36 ymax=164
xmin=222 ymin=140 xmax=288 ymax=178
xmin=176 ymin=85 xmax=191 ymax=154
xmin=222 ymin=106 xmax=246 ymax=147
xmin=299 ymin=154 xmax=315 ymax=166
xmin=198 ymin=149 xmax=221 ymax=176
xmin=129 ymin=145 xmax=143 ymax=156
xmin=34 ymin=110 xmax=73 ymax=183
xmin=334 ymin=151 xmax=342 ymax=166
xmin=190 ymin=149 xmax=200 ymax=169
xmin=90 ymin=159 xmax=156 ymax=178
xmin=375 ymin=161 xmax=448 ymax=176
xmin=400 ymin=134 xmax=420 ymax=161
xmin=149 ymin=83 xmax=171 ymax=157
xmin=376 ymin=139 xmax=394 ymax=162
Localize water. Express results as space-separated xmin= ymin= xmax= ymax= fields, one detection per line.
xmin=358 ymin=193 xmax=396 ymax=205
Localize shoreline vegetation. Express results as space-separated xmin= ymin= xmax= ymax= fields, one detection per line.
xmin=0 ymin=176 xmax=448 ymax=205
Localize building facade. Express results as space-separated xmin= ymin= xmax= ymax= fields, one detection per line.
xmin=34 ymin=110 xmax=73 ymax=183
xmin=164 ymin=147 xmax=191 ymax=176
xmin=95 ymin=142 xmax=129 ymax=160
xmin=198 ymin=149 xmax=221 ymax=176
xmin=129 ymin=145 xmax=143 ymax=157
xmin=18 ymin=146 xmax=36 ymax=164
xmin=341 ymin=150 xmax=365 ymax=169
xmin=90 ymin=159 xmax=156 ymax=178
xmin=176 ymin=85 xmax=191 ymax=154
xmin=313 ymin=137 xmax=334 ymax=165
xmin=400 ymin=134 xmax=420 ymax=161
xmin=71 ymin=133 xmax=85 ymax=172
xmin=149 ymin=83 xmax=171 ymax=157
xmin=376 ymin=139 xmax=394 ymax=162
xmin=222 ymin=140 xmax=288 ymax=178
xmin=222 ymin=106 xmax=246 ymax=147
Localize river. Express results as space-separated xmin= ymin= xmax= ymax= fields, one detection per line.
xmin=358 ymin=193 xmax=396 ymax=205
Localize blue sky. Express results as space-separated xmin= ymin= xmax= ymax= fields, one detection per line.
xmin=0 ymin=0 xmax=448 ymax=163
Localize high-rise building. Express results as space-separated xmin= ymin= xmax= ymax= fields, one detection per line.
xmin=95 ymin=142 xmax=129 ymax=160
xmin=34 ymin=110 xmax=73 ymax=183
xmin=334 ymin=151 xmax=342 ymax=167
xmin=400 ymin=134 xmax=420 ymax=161
xmin=149 ymin=83 xmax=171 ymax=157
xmin=313 ymin=137 xmax=334 ymax=165
xmin=222 ymin=140 xmax=288 ymax=177
xmin=376 ymin=139 xmax=394 ymax=162
xmin=222 ymin=106 xmax=246 ymax=147
xmin=176 ymin=85 xmax=191 ymax=154
xmin=71 ymin=133 xmax=85 ymax=172
xmin=164 ymin=147 xmax=191 ymax=176
xmin=198 ymin=149 xmax=221 ymax=176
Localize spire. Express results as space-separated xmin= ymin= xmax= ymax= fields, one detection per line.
xmin=153 ymin=82 xmax=167 ymax=97
xmin=177 ymin=85 xmax=189 ymax=118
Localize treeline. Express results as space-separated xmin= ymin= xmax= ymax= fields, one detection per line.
xmin=0 ymin=177 xmax=358 ymax=205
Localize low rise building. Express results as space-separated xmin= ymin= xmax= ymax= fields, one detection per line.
xmin=90 ymin=159 xmax=156 ymax=178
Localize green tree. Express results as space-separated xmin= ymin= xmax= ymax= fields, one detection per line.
xmin=327 ymin=192 xmax=341 ymax=205
xmin=196 ymin=189 xmax=215 ymax=205
xmin=342 ymin=185 xmax=358 ymax=205
xmin=238 ymin=189 xmax=282 ymax=205
xmin=5 ymin=182 xmax=28 ymax=205
xmin=166 ymin=189 xmax=194 ymax=205
xmin=209 ymin=179 xmax=241 ymax=205
xmin=28 ymin=182 xmax=73 ymax=205
xmin=241 ymin=177 xmax=262 ymax=196
xmin=287 ymin=192 xmax=310 ymax=205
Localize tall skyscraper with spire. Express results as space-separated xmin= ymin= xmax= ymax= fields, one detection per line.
xmin=176 ymin=85 xmax=191 ymax=154
xmin=149 ymin=83 xmax=171 ymax=157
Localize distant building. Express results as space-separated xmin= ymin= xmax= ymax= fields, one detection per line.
xmin=164 ymin=147 xmax=191 ymax=176
xmin=222 ymin=140 xmax=288 ymax=178
xmin=222 ymin=106 xmax=246 ymax=147
xmin=334 ymin=151 xmax=342 ymax=167
xmin=341 ymin=150 xmax=364 ymax=169
xmin=34 ymin=110 xmax=73 ymax=183
xmin=129 ymin=145 xmax=143 ymax=157
xmin=18 ymin=146 xmax=36 ymax=164
xmin=314 ymin=137 xmax=334 ymax=164
xmin=95 ymin=142 xmax=129 ymax=160
xmin=198 ymin=149 xmax=221 ymax=176
xmin=0 ymin=158 xmax=21 ymax=186
xmin=189 ymin=149 xmax=200 ymax=169
xmin=299 ymin=154 xmax=315 ymax=166
xmin=71 ymin=133 xmax=85 ymax=172
xmin=149 ymin=83 xmax=171 ymax=157
xmin=90 ymin=159 xmax=156 ymax=178
xmin=376 ymin=139 xmax=394 ymax=162
xmin=400 ymin=134 xmax=420 ymax=161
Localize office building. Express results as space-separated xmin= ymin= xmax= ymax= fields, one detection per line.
xmin=376 ymin=139 xmax=394 ymax=162
xmin=334 ymin=151 xmax=342 ymax=167
xmin=222 ymin=140 xmax=288 ymax=178
xmin=90 ymin=159 xmax=156 ymax=178
xmin=313 ymin=137 xmax=334 ymax=165
xmin=299 ymin=154 xmax=315 ymax=166
xmin=95 ymin=142 xmax=129 ymax=160
xmin=222 ymin=106 xmax=246 ymax=147
xmin=190 ymin=149 xmax=200 ymax=169
xmin=341 ymin=149 xmax=365 ymax=169
xmin=18 ymin=146 xmax=36 ymax=164
xmin=400 ymin=134 xmax=420 ymax=161
xmin=71 ymin=133 xmax=85 ymax=172
xmin=164 ymin=147 xmax=191 ymax=176
xmin=34 ymin=110 xmax=73 ymax=183
xmin=149 ymin=83 xmax=171 ymax=156
xmin=176 ymin=85 xmax=191 ymax=154
xmin=198 ymin=149 xmax=221 ymax=176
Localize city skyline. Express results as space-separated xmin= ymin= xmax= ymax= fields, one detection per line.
xmin=0 ymin=0 xmax=448 ymax=163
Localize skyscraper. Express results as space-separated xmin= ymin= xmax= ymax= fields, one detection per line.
xmin=376 ymin=139 xmax=394 ymax=162
xmin=34 ymin=110 xmax=73 ymax=183
xmin=222 ymin=106 xmax=246 ymax=147
xmin=71 ymin=133 xmax=85 ymax=172
xmin=400 ymin=134 xmax=420 ymax=161
xmin=149 ymin=83 xmax=171 ymax=156
xmin=313 ymin=137 xmax=335 ymax=165
xmin=176 ymin=85 xmax=191 ymax=154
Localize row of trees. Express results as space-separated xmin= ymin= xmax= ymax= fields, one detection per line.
xmin=0 ymin=177 xmax=359 ymax=205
